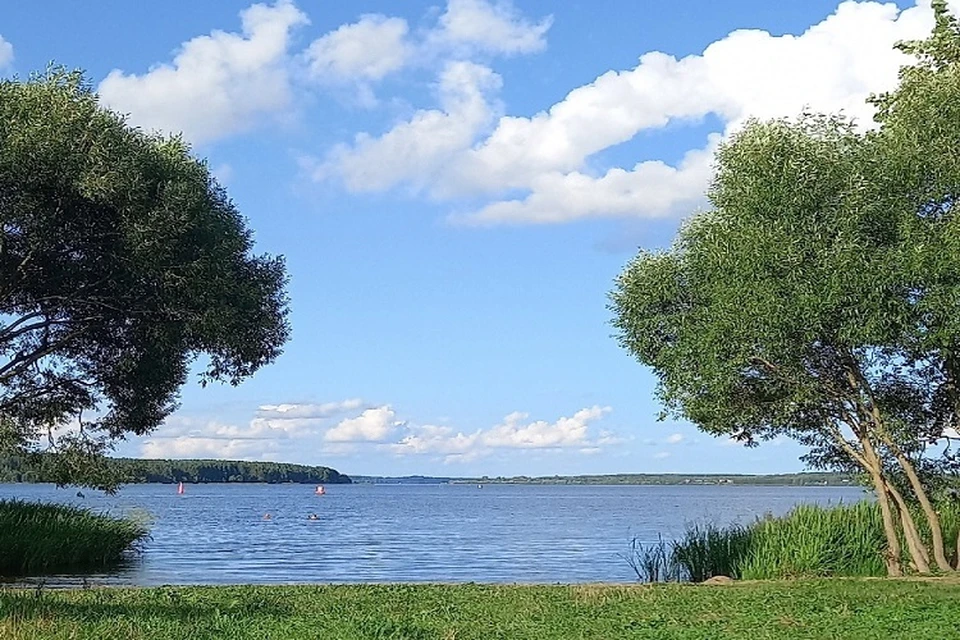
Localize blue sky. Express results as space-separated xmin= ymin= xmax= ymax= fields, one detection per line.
xmin=0 ymin=0 xmax=940 ymax=476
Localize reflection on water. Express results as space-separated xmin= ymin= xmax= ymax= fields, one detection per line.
xmin=0 ymin=483 xmax=866 ymax=586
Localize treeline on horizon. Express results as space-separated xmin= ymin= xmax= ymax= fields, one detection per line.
xmin=0 ymin=456 xmax=351 ymax=485
xmin=351 ymin=472 xmax=855 ymax=486
xmin=460 ymin=472 xmax=855 ymax=486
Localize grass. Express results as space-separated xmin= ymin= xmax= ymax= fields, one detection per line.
xmin=627 ymin=501 xmax=960 ymax=582
xmin=0 ymin=500 xmax=148 ymax=575
xmin=739 ymin=502 xmax=888 ymax=579
xmin=1 ymin=580 xmax=960 ymax=639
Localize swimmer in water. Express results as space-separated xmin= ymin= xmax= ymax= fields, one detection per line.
xmin=262 ymin=513 xmax=272 ymax=520
xmin=307 ymin=513 xmax=319 ymax=520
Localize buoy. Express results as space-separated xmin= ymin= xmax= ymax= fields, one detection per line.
xmin=177 ymin=481 xmax=185 ymax=495
xmin=315 ymin=485 xmax=326 ymax=495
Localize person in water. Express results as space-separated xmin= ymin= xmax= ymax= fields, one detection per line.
xmin=262 ymin=513 xmax=272 ymax=520
xmin=307 ymin=513 xmax=319 ymax=520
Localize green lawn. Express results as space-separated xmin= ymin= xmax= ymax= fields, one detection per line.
xmin=2 ymin=579 xmax=959 ymax=639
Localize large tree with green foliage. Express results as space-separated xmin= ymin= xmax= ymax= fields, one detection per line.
xmin=611 ymin=2 xmax=960 ymax=575
xmin=0 ymin=69 xmax=290 ymax=488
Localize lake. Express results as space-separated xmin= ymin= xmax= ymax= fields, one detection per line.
xmin=0 ymin=483 xmax=866 ymax=585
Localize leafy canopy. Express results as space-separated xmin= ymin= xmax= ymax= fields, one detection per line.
xmin=610 ymin=0 xmax=960 ymax=471
xmin=0 ymin=69 xmax=290 ymax=479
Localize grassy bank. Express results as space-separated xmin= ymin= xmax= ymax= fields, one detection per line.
xmin=0 ymin=500 xmax=147 ymax=575
xmin=1 ymin=580 xmax=959 ymax=639
xmin=629 ymin=501 xmax=960 ymax=582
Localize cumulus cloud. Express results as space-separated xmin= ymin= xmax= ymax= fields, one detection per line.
xmin=391 ymin=405 xmax=613 ymax=463
xmin=141 ymin=436 xmax=278 ymax=460
xmin=321 ymin=1 xmax=950 ymax=225
xmin=135 ymin=400 xmax=622 ymax=466
xmin=306 ymin=14 xmax=412 ymax=82
xmin=137 ymin=399 xmax=366 ymax=460
xmin=0 ymin=35 xmax=13 ymax=69
xmin=325 ymin=406 xmax=399 ymax=442
xmin=258 ymin=399 xmax=364 ymax=419
xmin=98 ymin=0 xmax=308 ymax=144
xmin=318 ymin=61 xmax=502 ymax=191
xmin=300 ymin=0 xmax=549 ymax=102
xmin=429 ymin=0 xmax=552 ymax=56
xmin=666 ymin=433 xmax=685 ymax=445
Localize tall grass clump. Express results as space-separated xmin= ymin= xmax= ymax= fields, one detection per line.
xmin=627 ymin=500 xmax=960 ymax=583
xmin=738 ymin=502 xmax=886 ymax=579
xmin=671 ymin=523 xmax=752 ymax=582
xmin=0 ymin=499 xmax=148 ymax=575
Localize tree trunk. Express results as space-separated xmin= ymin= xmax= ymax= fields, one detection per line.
xmin=956 ymin=529 xmax=960 ymax=571
xmin=891 ymin=451 xmax=953 ymax=572
xmin=885 ymin=479 xmax=931 ymax=574
xmin=868 ymin=471 xmax=904 ymax=576
xmin=830 ymin=423 xmax=905 ymax=576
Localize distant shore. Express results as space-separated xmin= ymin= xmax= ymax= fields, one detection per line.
xmin=351 ymin=472 xmax=856 ymax=486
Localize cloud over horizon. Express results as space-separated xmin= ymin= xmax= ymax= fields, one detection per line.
xmin=138 ymin=401 xmax=622 ymax=466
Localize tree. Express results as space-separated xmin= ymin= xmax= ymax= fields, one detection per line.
xmin=0 ymin=69 xmax=290 ymax=488
xmin=610 ymin=3 xmax=960 ymax=575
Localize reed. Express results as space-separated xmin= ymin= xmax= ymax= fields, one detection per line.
xmin=0 ymin=499 xmax=148 ymax=575
xmin=671 ymin=522 xmax=752 ymax=582
xmin=625 ymin=500 xmax=960 ymax=582
xmin=738 ymin=502 xmax=887 ymax=579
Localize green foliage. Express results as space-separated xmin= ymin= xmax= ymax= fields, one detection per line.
xmin=641 ymin=502 xmax=960 ymax=582
xmin=2 ymin=581 xmax=960 ymax=639
xmin=672 ymin=523 xmax=753 ymax=582
xmin=609 ymin=9 xmax=960 ymax=570
xmin=739 ymin=503 xmax=888 ymax=579
xmin=610 ymin=113 xmax=910 ymax=452
xmin=0 ymin=68 xmax=290 ymax=488
xmin=0 ymin=499 xmax=147 ymax=575
xmin=0 ymin=455 xmax=351 ymax=484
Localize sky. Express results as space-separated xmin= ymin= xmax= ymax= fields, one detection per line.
xmin=0 ymin=0 xmax=949 ymax=477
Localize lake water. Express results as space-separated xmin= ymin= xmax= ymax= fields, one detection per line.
xmin=1 ymin=483 xmax=866 ymax=585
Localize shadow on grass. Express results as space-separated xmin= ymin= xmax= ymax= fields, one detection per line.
xmin=0 ymin=587 xmax=295 ymax=623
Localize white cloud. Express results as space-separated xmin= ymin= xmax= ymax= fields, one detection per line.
xmin=429 ymin=0 xmax=552 ymax=56
xmin=654 ymin=451 xmax=671 ymax=460
xmin=666 ymin=433 xmax=685 ymax=445
xmin=318 ymin=60 xmax=502 ymax=191
xmin=321 ymin=0 xmax=948 ymax=225
xmin=458 ymin=138 xmax=718 ymax=225
xmin=390 ymin=405 xmax=614 ymax=462
xmin=139 ymin=398 xmax=369 ymax=459
xmin=98 ymin=0 xmax=308 ymax=144
xmin=306 ymin=14 xmax=412 ymax=81
xmin=483 ymin=406 xmax=610 ymax=449
xmin=0 ymin=35 xmax=13 ymax=69
xmin=943 ymin=427 xmax=960 ymax=439
xmin=325 ymin=406 xmax=398 ymax=442
xmin=141 ymin=435 xmax=279 ymax=460
xmin=134 ymin=399 xmax=623 ymax=467
xmin=257 ymin=399 xmax=364 ymax=419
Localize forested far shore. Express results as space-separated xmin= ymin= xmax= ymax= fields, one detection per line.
xmin=463 ymin=472 xmax=857 ymax=485
xmin=0 ymin=456 xmax=351 ymax=485
xmin=351 ymin=472 xmax=856 ymax=486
